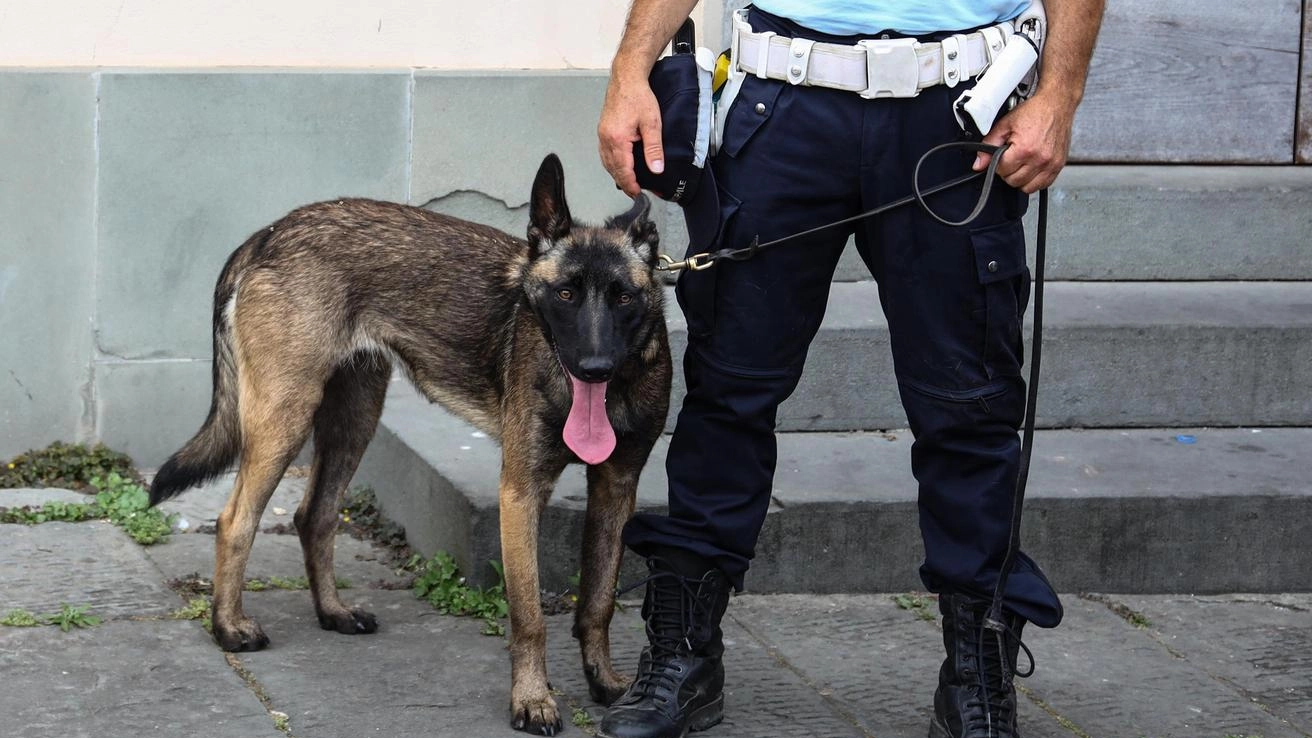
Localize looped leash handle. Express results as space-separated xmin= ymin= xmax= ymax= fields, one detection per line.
xmin=912 ymin=141 xmax=1010 ymax=227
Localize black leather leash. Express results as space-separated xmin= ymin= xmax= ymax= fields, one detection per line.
xmin=657 ymin=141 xmax=1015 ymax=271
xmin=659 ymin=140 xmax=1048 ymax=642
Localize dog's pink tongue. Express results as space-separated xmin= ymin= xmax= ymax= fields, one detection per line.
xmin=563 ymin=374 xmax=616 ymax=465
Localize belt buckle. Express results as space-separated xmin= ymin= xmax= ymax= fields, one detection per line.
xmin=857 ymin=38 xmax=921 ymax=99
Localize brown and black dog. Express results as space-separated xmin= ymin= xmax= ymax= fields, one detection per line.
xmin=149 ymin=154 xmax=672 ymax=735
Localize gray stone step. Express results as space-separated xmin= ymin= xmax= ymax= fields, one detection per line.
xmin=354 ymin=384 xmax=1312 ymax=595
xmin=663 ymin=280 xmax=1312 ymax=430
xmin=714 ymin=165 xmax=1312 ymax=282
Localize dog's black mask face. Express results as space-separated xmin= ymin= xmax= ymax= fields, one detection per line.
xmin=524 ymin=154 xmax=661 ymax=385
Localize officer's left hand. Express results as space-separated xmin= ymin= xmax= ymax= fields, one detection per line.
xmin=971 ymin=92 xmax=1077 ymax=194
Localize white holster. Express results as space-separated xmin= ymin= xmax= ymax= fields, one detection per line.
xmin=953 ymin=0 xmax=1047 ymax=136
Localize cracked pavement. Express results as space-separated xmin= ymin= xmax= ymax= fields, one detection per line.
xmin=2 ymin=478 xmax=1310 ymax=738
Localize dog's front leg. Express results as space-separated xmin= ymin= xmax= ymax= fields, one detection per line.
xmin=575 ymin=460 xmax=639 ymax=705
xmin=500 ymin=462 xmax=562 ymax=736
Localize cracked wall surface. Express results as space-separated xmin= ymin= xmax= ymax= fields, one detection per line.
xmin=0 ymin=69 xmax=689 ymax=465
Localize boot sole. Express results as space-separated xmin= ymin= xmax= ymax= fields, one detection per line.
xmin=594 ymin=695 xmax=724 ymax=738
xmin=687 ymin=693 xmax=725 ymax=734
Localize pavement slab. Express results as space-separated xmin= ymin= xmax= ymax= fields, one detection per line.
xmin=1111 ymin=593 xmax=1312 ymax=735
xmin=143 ymin=530 xmax=409 ymax=590
xmin=234 ymin=589 xmax=532 ymax=738
xmin=728 ymin=594 xmax=1068 ymax=738
xmin=0 ymin=487 xmax=96 ymax=508
xmin=1023 ymin=596 xmax=1308 ymax=738
xmin=0 ymin=521 xmax=177 ymax=618
xmin=0 ymin=620 xmax=283 ymax=738
xmin=4 ymin=497 xmax=1311 ymax=738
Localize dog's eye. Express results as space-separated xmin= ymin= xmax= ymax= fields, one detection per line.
xmin=556 ymin=288 xmax=573 ymax=301
xmin=617 ymin=293 xmax=634 ymax=306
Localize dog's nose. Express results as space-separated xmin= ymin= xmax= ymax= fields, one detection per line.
xmin=577 ymin=357 xmax=614 ymax=382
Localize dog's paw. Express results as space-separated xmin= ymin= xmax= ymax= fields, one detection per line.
xmin=585 ymin=662 xmax=632 ymax=706
xmin=511 ymin=694 xmax=563 ymax=736
xmin=213 ymin=616 xmax=270 ymax=652
xmin=317 ymin=607 xmax=379 ymax=635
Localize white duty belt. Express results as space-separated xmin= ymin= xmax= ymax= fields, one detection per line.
xmin=731 ymin=10 xmax=1015 ymax=99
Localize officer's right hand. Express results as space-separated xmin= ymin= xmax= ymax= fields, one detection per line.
xmin=598 ymin=76 xmax=665 ymax=197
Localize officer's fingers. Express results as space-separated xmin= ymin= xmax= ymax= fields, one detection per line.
xmin=993 ymin=144 xmax=1033 ymax=180
xmin=637 ymin=109 xmax=665 ymax=175
xmin=974 ymin=120 xmax=1013 ymax=171
xmin=1003 ymin=161 xmax=1044 ymax=193
xmin=597 ymin=122 xmax=641 ymax=196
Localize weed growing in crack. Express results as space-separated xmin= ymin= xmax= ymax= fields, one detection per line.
xmin=0 ymin=500 xmax=100 ymax=524
xmin=1 ymin=608 xmax=43 ymax=627
xmin=44 ymin=604 xmax=103 ymax=632
xmin=894 ymin=593 xmax=938 ymax=622
xmin=1 ymin=442 xmax=133 ymax=490
xmin=2 ymin=604 xmax=102 ymax=631
xmin=91 ymin=472 xmax=176 ymax=545
xmin=572 ymin=706 xmax=595 ymax=728
xmin=408 ymin=552 xmax=508 ymax=636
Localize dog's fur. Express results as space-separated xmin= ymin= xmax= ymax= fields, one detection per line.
xmin=149 ymin=155 xmax=672 ymax=735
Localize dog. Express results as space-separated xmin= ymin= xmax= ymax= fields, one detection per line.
xmin=149 ymin=154 xmax=672 ymax=735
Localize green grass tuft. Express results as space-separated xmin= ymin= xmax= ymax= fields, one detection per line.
xmin=408 ymin=552 xmax=508 ymax=636
xmin=1 ymin=608 xmax=43 ymax=627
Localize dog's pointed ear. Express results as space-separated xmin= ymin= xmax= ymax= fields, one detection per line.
xmin=606 ymin=194 xmax=659 ymax=266
xmin=528 ymin=154 xmax=571 ymax=255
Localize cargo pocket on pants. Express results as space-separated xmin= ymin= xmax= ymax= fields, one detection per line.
xmin=969 ymin=218 xmax=1030 ymax=379
xmin=675 ymin=189 xmax=742 ymax=340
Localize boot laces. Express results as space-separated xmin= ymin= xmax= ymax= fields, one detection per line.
xmin=616 ymin=565 xmax=717 ymax=705
xmin=964 ymin=618 xmax=1035 ymax=737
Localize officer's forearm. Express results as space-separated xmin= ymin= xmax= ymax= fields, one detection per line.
xmin=1034 ymin=0 xmax=1106 ymax=112
xmin=610 ymin=0 xmax=701 ymax=84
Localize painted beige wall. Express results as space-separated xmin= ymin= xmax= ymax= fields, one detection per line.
xmin=0 ymin=1 xmax=720 ymax=68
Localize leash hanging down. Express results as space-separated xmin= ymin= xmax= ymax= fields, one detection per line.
xmin=658 ymin=140 xmax=1049 ymax=646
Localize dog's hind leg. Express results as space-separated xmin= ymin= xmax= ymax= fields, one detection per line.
xmin=212 ymin=297 xmax=329 ymax=652
xmin=211 ymin=384 xmax=320 ymax=651
xmin=295 ymin=354 xmax=391 ymax=636
xmin=574 ymin=459 xmax=639 ymax=705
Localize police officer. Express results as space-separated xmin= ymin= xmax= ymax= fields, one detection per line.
xmin=596 ymin=2 xmax=1104 ymax=736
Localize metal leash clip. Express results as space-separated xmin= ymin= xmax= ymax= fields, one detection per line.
xmin=657 ymin=252 xmax=714 ymax=272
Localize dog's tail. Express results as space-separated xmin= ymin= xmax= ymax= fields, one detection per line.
xmin=149 ymin=229 xmax=266 ymax=506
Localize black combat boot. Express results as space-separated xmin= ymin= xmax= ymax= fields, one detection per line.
xmin=930 ymin=593 xmax=1033 ymax=738
xmin=597 ymin=549 xmax=731 ymax=738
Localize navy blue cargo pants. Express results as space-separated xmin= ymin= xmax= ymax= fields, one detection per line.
xmin=624 ymin=7 xmax=1063 ymax=628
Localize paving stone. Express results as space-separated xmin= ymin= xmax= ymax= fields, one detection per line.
xmin=0 ymin=620 xmax=282 ymax=738
xmin=143 ymin=530 xmax=408 ymax=590
xmin=1022 ymin=597 xmax=1306 ymax=738
xmin=546 ymin=603 xmax=867 ymax=738
xmin=0 ymin=487 xmax=95 ymax=508
xmin=234 ymin=589 xmax=534 ymax=738
xmin=0 ymin=522 xmax=176 ymax=618
xmin=727 ymin=594 xmax=1066 ymax=738
xmin=234 ymin=588 xmax=862 ymax=738
xmin=1111 ymin=594 xmax=1312 ymax=734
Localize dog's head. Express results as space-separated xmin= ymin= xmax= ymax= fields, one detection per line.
xmin=521 ymin=154 xmax=664 ymax=463
xmin=522 ymin=153 xmax=662 ymax=381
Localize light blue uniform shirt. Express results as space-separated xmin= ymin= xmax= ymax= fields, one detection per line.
xmin=751 ymin=1 xmax=1030 ymax=36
